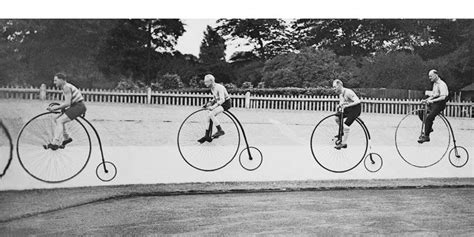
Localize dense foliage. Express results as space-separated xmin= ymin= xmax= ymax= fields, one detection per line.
xmin=1 ymin=19 xmax=473 ymax=93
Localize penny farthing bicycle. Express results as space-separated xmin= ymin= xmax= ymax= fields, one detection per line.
xmin=395 ymin=102 xmax=469 ymax=168
xmin=16 ymin=103 xmax=117 ymax=183
xmin=177 ymin=106 xmax=263 ymax=172
xmin=0 ymin=120 xmax=13 ymax=178
xmin=310 ymin=106 xmax=383 ymax=173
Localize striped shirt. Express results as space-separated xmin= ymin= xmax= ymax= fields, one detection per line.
xmin=63 ymin=83 xmax=84 ymax=104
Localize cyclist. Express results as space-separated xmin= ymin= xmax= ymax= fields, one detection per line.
xmin=333 ymin=79 xmax=361 ymax=149
xmin=418 ymin=69 xmax=449 ymax=143
xmin=198 ymin=74 xmax=231 ymax=143
xmin=44 ymin=73 xmax=86 ymax=150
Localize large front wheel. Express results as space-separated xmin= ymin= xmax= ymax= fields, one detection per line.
xmin=395 ymin=109 xmax=450 ymax=168
xmin=17 ymin=112 xmax=91 ymax=183
xmin=0 ymin=121 xmax=13 ymax=177
xmin=177 ymin=109 xmax=240 ymax=171
xmin=310 ymin=115 xmax=368 ymax=173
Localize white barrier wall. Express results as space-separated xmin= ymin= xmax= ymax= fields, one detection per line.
xmin=1 ymin=100 xmax=473 ymax=190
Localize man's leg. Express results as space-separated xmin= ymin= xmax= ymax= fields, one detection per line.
xmin=209 ymin=106 xmax=225 ymax=138
xmin=62 ymin=123 xmax=73 ymax=146
xmin=45 ymin=114 xmax=71 ymax=150
xmin=424 ymin=103 xmax=443 ymax=137
xmin=335 ymin=106 xmax=360 ymax=149
xmin=197 ymin=119 xmax=213 ymax=143
xmin=341 ymin=124 xmax=350 ymax=145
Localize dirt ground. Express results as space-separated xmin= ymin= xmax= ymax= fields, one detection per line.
xmin=1 ymin=184 xmax=473 ymax=235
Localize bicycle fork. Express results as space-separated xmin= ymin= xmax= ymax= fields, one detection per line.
xmin=336 ymin=112 xmax=344 ymax=144
xmin=207 ymin=119 xmax=214 ymax=139
xmin=420 ymin=103 xmax=428 ymax=137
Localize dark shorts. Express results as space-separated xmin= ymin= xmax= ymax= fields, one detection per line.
xmin=417 ymin=100 xmax=446 ymax=121
xmin=221 ymin=99 xmax=231 ymax=111
xmin=336 ymin=103 xmax=361 ymax=126
xmin=65 ymin=101 xmax=86 ymax=120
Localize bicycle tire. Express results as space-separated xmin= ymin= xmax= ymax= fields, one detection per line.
xmin=0 ymin=121 xmax=13 ymax=178
xmin=17 ymin=112 xmax=92 ymax=183
xmin=177 ymin=109 xmax=240 ymax=171
xmin=395 ymin=109 xmax=450 ymax=168
xmin=310 ymin=114 xmax=368 ymax=173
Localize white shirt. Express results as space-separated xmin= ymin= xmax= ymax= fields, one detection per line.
xmin=339 ymin=88 xmax=360 ymax=105
xmin=211 ymin=83 xmax=230 ymax=105
xmin=432 ymin=79 xmax=449 ymax=98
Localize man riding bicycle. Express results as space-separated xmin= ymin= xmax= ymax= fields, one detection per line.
xmin=417 ymin=69 xmax=449 ymax=144
xmin=333 ymin=79 xmax=362 ymax=150
xmin=198 ymin=74 xmax=232 ymax=143
xmin=44 ymin=73 xmax=86 ymax=150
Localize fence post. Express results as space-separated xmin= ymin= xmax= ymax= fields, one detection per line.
xmin=147 ymin=87 xmax=152 ymax=104
xmin=39 ymin=84 xmax=47 ymax=100
xmin=245 ymin=91 xmax=251 ymax=109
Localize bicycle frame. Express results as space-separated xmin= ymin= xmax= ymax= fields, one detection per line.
xmin=76 ymin=116 xmax=110 ymax=174
xmin=355 ymin=117 xmax=377 ymax=163
xmin=206 ymin=110 xmax=253 ymax=160
xmin=336 ymin=108 xmax=372 ymax=147
xmin=336 ymin=108 xmax=375 ymax=162
xmin=48 ymin=102 xmax=110 ymax=174
xmin=439 ymin=114 xmax=460 ymax=156
xmin=419 ymin=103 xmax=458 ymax=152
xmin=225 ymin=111 xmax=253 ymax=160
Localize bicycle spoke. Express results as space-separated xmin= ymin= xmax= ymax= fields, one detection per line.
xmin=310 ymin=115 xmax=368 ymax=173
xmin=17 ymin=112 xmax=92 ymax=183
xmin=395 ymin=110 xmax=450 ymax=168
xmin=177 ymin=109 xmax=240 ymax=171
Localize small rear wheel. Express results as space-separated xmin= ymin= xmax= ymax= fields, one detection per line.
xmin=96 ymin=161 xmax=117 ymax=182
xmin=448 ymin=146 xmax=469 ymax=168
xmin=239 ymin=146 xmax=263 ymax=171
xmin=364 ymin=153 xmax=383 ymax=173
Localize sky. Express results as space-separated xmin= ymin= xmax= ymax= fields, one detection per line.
xmin=175 ymin=19 xmax=253 ymax=61
xmin=175 ymin=19 xmax=218 ymax=58
xmin=4 ymin=0 xmax=471 ymax=61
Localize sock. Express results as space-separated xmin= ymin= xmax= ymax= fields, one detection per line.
xmin=342 ymin=127 xmax=350 ymax=145
xmin=52 ymin=138 xmax=61 ymax=146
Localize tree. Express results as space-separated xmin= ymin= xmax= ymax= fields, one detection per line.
xmin=217 ymin=19 xmax=293 ymax=60
xmin=359 ymin=52 xmax=427 ymax=90
xmin=0 ymin=19 xmax=117 ymax=87
xmin=262 ymin=48 xmax=351 ymax=88
xmin=292 ymin=19 xmax=438 ymax=57
xmin=96 ymin=19 xmax=185 ymax=84
xmin=199 ymin=25 xmax=226 ymax=64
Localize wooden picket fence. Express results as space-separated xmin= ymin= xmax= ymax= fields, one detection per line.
xmin=0 ymin=85 xmax=472 ymax=118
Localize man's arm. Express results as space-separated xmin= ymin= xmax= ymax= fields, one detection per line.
xmin=50 ymin=88 xmax=72 ymax=111
xmin=428 ymin=95 xmax=446 ymax=103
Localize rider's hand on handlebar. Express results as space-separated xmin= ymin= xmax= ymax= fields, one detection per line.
xmin=202 ymin=102 xmax=211 ymax=109
xmin=47 ymin=105 xmax=55 ymax=112
xmin=421 ymin=99 xmax=432 ymax=105
xmin=337 ymin=103 xmax=347 ymax=111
